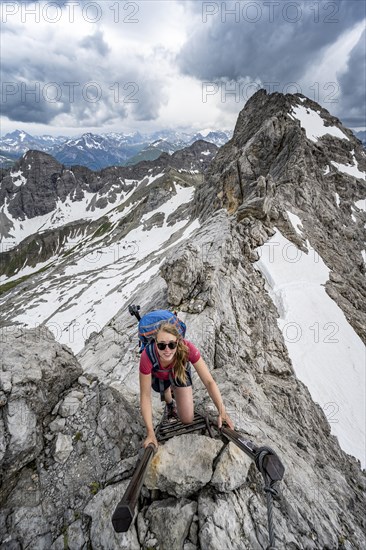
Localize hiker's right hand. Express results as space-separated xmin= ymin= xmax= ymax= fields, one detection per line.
xmin=143 ymin=432 xmax=158 ymax=450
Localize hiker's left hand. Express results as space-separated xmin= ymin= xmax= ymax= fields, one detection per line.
xmin=218 ymin=411 xmax=234 ymax=430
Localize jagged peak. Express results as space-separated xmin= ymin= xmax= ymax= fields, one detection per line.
xmin=232 ymin=90 xmax=354 ymax=148
xmin=10 ymin=149 xmax=63 ymax=175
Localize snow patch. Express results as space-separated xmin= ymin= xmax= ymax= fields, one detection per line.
xmin=10 ymin=170 xmax=27 ymax=187
xmin=145 ymin=172 xmax=165 ymax=186
xmin=354 ymin=199 xmax=366 ymax=212
xmin=287 ymin=211 xmax=304 ymax=236
xmin=142 ymin=184 xmax=194 ymax=223
xmin=331 ymin=151 xmax=365 ymax=180
xmin=290 ymin=105 xmax=349 ymax=142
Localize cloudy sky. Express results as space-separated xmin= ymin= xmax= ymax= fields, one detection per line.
xmin=1 ymin=0 xmax=365 ymax=137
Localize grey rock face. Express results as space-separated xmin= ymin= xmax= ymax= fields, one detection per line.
xmin=0 ymin=327 xmax=145 ymax=548
xmin=5 ymin=505 xmax=53 ymax=550
xmin=144 ymin=498 xmax=197 ymax=550
xmin=160 ymin=243 xmax=204 ymax=306
xmin=53 ymin=433 xmax=73 ymax=464
xmin=211 ymin=442 xmax=252 ymax=492
xmin=236 ymin=174 xmax=275 ymax=220
xmin=50 ymin=519 xmax=86 ymax=550
xmin=84 ymin=483 xmax=140 ymax=549
xmin=58 ymin=392 xmax=83 ymax=417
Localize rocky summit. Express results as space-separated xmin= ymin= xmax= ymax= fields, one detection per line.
xmin=0 ymin=90 xmax=365 ymax=549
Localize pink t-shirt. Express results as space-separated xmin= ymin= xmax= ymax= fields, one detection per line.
xmin=139 ymin=339 xmax=201 ymax=380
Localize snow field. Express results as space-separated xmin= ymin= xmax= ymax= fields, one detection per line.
xmin=0 ymin=171 xmax=166 ymax=250
xmin=9 ymin=183 xmax=200 ymax=354
xmin=256 ymin=218 xmax=365 ymax=467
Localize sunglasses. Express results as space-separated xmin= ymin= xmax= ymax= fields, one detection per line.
xmin=156 ymin=341 xmax=178 ymax=351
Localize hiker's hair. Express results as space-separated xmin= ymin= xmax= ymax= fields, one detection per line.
xmin=155 ymin=322 xmax=189 ymax=384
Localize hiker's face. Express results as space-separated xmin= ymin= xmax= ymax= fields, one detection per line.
xmin=156 ymin=330 xmax=178 ymax=361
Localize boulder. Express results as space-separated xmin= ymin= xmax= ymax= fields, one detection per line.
xmin=211 ymin=442 xmax=252 ymax=492
xmin=145 ymin=434 xmax=223 ymax=497
xmin=0 ymin=327 xmax=82 ymax=494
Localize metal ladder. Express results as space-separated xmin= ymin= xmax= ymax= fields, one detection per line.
xmin=112 ymin=412 xmax=284 ymax=549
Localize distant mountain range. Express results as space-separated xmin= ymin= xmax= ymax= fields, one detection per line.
xmin=0 ymin=129 xmax=232 ymax=170
xmin=355 ymin=130 xmax=366 ymax=147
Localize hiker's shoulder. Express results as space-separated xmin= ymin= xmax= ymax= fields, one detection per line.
xmin=183 ymin=339 xmax=201 ymax=360
xmin=139 ymin=348 xmax=151 ymax=365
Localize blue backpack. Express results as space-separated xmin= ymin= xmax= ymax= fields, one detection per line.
xmin=128 ymin=305 xmax=186 ymax=352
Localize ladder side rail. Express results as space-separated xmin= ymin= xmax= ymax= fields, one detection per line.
xmin=112 ymin=443 xmax=155 ymax=532
xmin=220 ymin=425 xmax=258 ymax=460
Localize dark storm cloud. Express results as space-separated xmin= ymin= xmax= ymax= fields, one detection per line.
xmin=1 ymin=44 xmax=166 ymax=127
xmin=1 ymin=59 xmax=128 ymax=126
xmin=338 ymin=30 xmax=366 ymax=127
xmin=2 ymin=0 xmax=364 ymax=130
xmin=0 ymin=96 xmax=67 ymax=124
xmin=177 ymin=0 xmax=365 ymax=84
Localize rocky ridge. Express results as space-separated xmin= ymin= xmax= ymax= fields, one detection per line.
xmin=0 ymin=140 xmax=217 ymax=225
xmin=0 ymin=91 xmax=365 ymax=549
xmin=198 ymin=90 xmax=366 ymax=340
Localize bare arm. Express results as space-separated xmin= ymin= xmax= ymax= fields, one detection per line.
xmin=192 ymin=357 xmax=234 ymax=429
xmin=139 ymin=372 xmax=158 ymax=448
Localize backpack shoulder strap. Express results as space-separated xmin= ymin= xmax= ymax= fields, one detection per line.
xmin=145 ymin=342 xmax=160 ymax=373
xmin=145 ymin=341 xmax=168 ymax=402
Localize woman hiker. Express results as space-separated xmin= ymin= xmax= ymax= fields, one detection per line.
xmin=139 ymin=322 xmax=234 ymax=448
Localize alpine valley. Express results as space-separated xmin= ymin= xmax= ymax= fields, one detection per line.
xmin=0 ymin=91 xmax=365 ymax=549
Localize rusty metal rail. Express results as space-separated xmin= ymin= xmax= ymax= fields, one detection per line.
xmin=111 ymin=443 xmax=156 ymax=533
xmin=220 ymin=425 xmax=285 ymax=483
